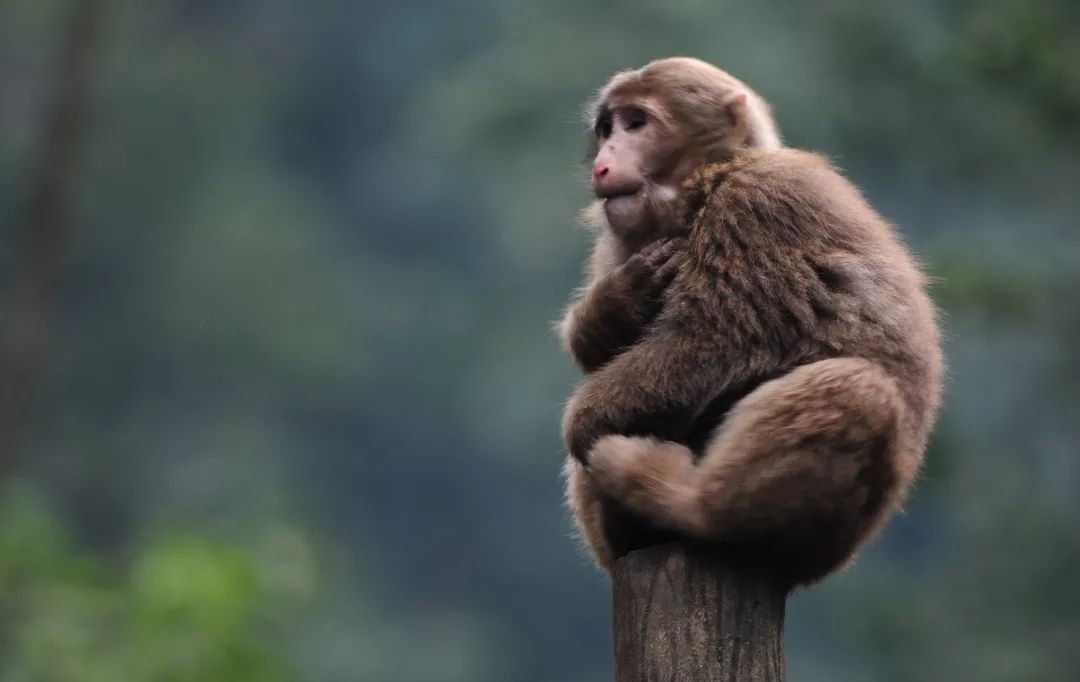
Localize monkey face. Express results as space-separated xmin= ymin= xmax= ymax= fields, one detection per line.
xmin=589 ymin=102 xmax=683 ymax=246
xmin=585 ymin=60 xmax=757 ymax=248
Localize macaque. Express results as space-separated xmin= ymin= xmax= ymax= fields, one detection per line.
xmin=559 ymin=57 xmax=942 ymax=585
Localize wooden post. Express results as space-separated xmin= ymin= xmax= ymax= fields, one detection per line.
xmin=612 ymin=543 xmax=788 ymax=682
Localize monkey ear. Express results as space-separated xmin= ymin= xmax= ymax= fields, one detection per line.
xmin=722 ymin=91 xmax=751 ymax=145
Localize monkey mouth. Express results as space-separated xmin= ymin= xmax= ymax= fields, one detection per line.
xmin=600 ymin=190 xmax=644 ymax=222
xmin=596 ymin=187 xmax=642 ymax=202
xmin=594 ymin=178 xmax=644 ymax=201
xmin=601 ymin=192 xmax=643 ymax=214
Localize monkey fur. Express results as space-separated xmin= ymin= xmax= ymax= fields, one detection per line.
xmin=560 ymin=58 xmax=943 ymax=587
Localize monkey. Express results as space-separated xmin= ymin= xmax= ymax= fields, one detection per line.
xmin=558 ymin=57 xmax=943 ymax=586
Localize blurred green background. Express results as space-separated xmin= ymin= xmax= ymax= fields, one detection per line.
xmin=1 ymin=1 xmax=1078 ymax=680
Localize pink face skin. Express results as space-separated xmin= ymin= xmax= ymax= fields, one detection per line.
xmin=587 ymin=73 xmax=759 ymax=250
xmin=589 ymin=101 xmax=685 ymax=246
xmin=591 ymin=105 xmax=651 ymax=222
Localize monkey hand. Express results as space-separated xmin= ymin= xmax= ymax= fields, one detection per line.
xmin=562 ymin=238 xmax=687 ymax=373
xmin=587 ymin=237 xmax=688 ymax=343
xmin=612 ymin=237 xmax=688 ymax=304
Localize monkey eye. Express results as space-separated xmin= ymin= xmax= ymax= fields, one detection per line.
xmin=622 ymin=107 xmax=648 ymax=131
xmin=594 ymin=114 xmax=613 ymax=139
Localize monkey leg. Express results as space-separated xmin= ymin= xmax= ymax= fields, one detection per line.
xmin=563 ymin=459 xmax=615 ymax=571
xmin=587 ymin=357 xmax=911 ymax=582
xmin=564 ymin=458 xmax=682 ymax=571
xmin=586 ymin=436 xmax=706 ymax=534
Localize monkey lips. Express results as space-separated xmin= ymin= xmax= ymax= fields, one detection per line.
xmin=596 ymin=185 xmax=645 ymax=225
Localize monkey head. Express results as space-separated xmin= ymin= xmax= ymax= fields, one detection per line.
xmin=586 ymin=57 xmax=781 ymax=249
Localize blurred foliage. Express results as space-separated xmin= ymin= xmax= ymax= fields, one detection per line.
xmin=0 ymin=486 xmax=299 ymax=681
xmin=0 ymin=0 xmax=1077 ymax=680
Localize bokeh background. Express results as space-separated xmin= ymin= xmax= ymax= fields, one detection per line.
xmin=1 ymin=1 xmax=1078 ymax=680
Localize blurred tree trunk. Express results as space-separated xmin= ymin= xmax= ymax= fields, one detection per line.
xmin=0 ymin=0 xmax=103 ymax=473
xmin=612 ymin=543 xmax=788 ymax=681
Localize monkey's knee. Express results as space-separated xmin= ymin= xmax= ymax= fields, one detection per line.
xmin=711 ymin=358 xmax=904 ymax=461
xmin=563 ymin=459 xmax=615 ymax=571
xmin=561 ymin=393 xmax=609 ymax=464
xmin=693 ymin=358 xmax=908 ymax=581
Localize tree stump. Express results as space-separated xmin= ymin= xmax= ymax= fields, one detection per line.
xmin=612 ymin=543 xmax=788 ymax=681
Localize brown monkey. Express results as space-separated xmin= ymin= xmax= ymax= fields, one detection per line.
xmin=559 ymin=58 xmax=942 ymax=585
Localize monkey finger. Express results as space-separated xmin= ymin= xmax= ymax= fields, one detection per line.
xmin=643 ymin=239 xmax=679 ymax=268
xmin=665 ymin=237 xmax=689 ymax=253
xmin=655 ymin=252 xmax=688 ymax=283
xmin=620 ymin=253 xmax=650 ymax=278
xmin=637 ymin=239 xmax=670 ymax=264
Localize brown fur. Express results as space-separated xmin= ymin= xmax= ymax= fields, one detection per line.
xmin=559 ymin=237 xmax=686 ymax=372
xmin=560 ymin=58 xmax=942 ymax=586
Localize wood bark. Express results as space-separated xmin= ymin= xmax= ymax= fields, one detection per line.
xmin=612 ymin=543 xmax=788 ymax=682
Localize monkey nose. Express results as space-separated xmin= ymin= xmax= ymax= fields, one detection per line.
xmin=592 ymin=163 xmax=609 ymax=183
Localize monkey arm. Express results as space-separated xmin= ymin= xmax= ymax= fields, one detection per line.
xmin=562 ymin=328 xmax=732 ymax=463
xmin=561 ymin=239 xmax=686 ymax=373
xmin=561 ymin=275 xmax=661 ymax=373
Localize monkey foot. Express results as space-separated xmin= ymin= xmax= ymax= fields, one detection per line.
xmin=588 ymin=436 xmax=706 ymax=535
